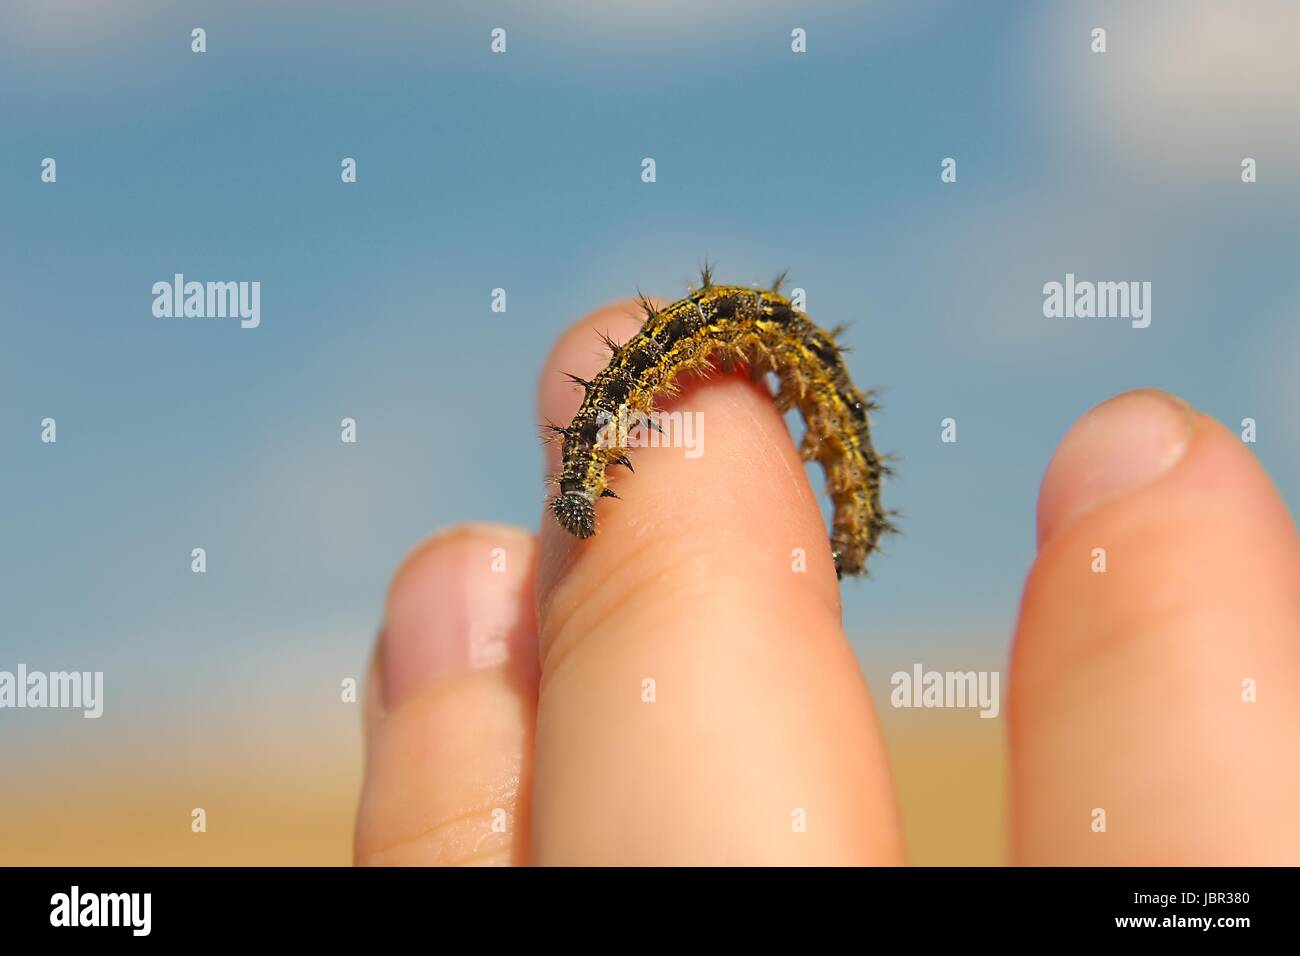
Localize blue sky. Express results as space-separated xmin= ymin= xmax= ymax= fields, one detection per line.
xmin=2 ymin=0 xmax=1297 ymax=750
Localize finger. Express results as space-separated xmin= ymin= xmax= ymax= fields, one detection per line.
xmin=530 ymin=301 xmax=904 ymax=865
xmin=1011 ymin=389 xmax=1300 ymax=864
xmin=355 ymin=524 xmax=539 ymax=866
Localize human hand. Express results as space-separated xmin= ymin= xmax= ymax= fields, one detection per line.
xmin=354 ymin=301 xmax=1300 ymax=865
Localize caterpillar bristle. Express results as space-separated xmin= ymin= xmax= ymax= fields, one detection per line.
xmin=657 ymin=378 xmax=683 ymax=399
xmin=699 ymin=259 xmax=715 ymax=289
xmin=747 ymin=341 xmax=776 ymax=373
xmin=596 ymin=329 xmax=623 ymax=355
xmin=634 ymin=289 xmax=659 ymax=319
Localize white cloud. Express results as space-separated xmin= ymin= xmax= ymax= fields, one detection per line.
xmin=1043 ymin=1 xmax=1300 ymax=186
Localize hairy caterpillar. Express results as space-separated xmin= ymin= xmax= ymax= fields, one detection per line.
xmin=547 ymin=267 xmax=895 ymax=577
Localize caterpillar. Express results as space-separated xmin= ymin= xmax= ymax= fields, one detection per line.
xmin=547 ymin=267 xmax=895 ymax=578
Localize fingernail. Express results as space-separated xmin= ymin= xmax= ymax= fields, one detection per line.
xmin=381 ymin=526 xmax=529 ymax=709
xmin=1037 ymin=389 xmax=1195 ymax=548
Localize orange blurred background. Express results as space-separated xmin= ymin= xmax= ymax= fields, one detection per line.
xmin=1 ymin=664 xmax=1003 ymax=866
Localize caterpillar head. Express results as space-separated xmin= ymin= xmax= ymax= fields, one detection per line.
xmin=551 ymin=490 xmax=596 ymax=538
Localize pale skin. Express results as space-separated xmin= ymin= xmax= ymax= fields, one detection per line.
xmin=354 ymin=301 xmax=1300 ymax=865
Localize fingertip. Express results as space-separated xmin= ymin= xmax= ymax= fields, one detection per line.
xmin=1036 ymin=389 xmax=1196 ymax=550
xmin=536 ymin=369 xmax=842 ymax=645
xmin=533 ymin=297 xmax=844 ymax=634
xmin=382 ymin=523 xmax=538 ymax=712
